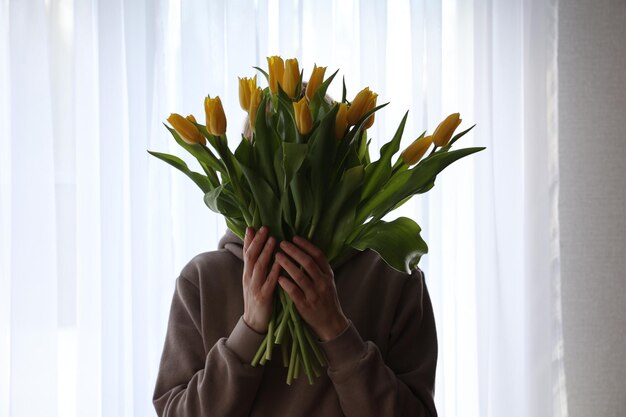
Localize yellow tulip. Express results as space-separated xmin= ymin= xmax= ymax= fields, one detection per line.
xmin=282 ymin=58 xmax=300 ymax=98
xmin=306 ymin=64 xmax=327 ymax=101
xmin=184 ymin=114 xmax=206 ymax=145
xmin=293 ymin=97 xmax=313 ymax=135
xmin=167 ymin=113 xmax=204 ymax=145
xmin=347 ymin=87 xmax=376 ymax=125
xmin=401 ymin=135 xmax=434 ymax=165
xmin=204 ymin=96 xmax=227 ymax=136
xmin=432 ymin=113 xmax=462 ymax=147
xmin=362 ymin=92 xmax=378 ymax=129
xmin=267 ymin=56 xmax=285 ymax=94
xmin=238 ymin=75 xmax=257 ymax=111
xmin=334 ymin=103 xmax=349 ymax=140
xmin=248 ymin=87 xmax=262 ymax=127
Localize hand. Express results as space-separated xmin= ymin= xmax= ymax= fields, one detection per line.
xmin=242 ymin=226 xmax=281 ymax=333
xmin=276 ymin=236 xmax=349 ymax=341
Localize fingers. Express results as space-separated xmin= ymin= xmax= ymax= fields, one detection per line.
xmin=243 ymin=227 xmax=253 ymax=281
xmin=251 ymin=236 xmax=276 ymax=289
xmin=243 ymin=226 xmax=268 ymax=278
xmin=275 ymin=252 xmax=316 ymax=297
xmin=262 ymin=260 xmax=281 ymax=298
xmin=243 ymin=226 xmax=254 ymax=252
xmin=279 ymin=240 xmax=324 ymax=283
xmin=292 ymin=235 xmax=333 ymax=275
xmin=278 ymin=275 xmax=305 ymax=306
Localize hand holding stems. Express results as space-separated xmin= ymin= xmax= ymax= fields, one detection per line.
xmin=243 ymin=226 xmax=348 ymax=384
xmin=242 ymin=226 xmax=281 ymax=333
xmin=276 ymin=236 xmax=349 ymax=342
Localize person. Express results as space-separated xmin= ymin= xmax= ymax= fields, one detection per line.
xmin=152 ymin=87 xmax=439 ymax=416
xmin=152 ymin=224 xmax=438 ymax=416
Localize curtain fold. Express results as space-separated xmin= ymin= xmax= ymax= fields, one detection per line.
xmin=0 ymin=0 xmax=567 ymax=416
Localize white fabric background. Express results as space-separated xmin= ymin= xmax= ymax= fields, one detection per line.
xmin=0 ymin=1 xmax=567 ymax=416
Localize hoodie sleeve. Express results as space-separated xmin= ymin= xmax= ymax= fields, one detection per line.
xmin=152 ymin=275 xmax=266 ymax=417
xmin=319 ymin=269 xmax=438 ymax=417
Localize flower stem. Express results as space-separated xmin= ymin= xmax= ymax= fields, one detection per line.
xmin=288 ymin=305 xmax=314 ymax=384
xmin=286 ymin=323 xmax=299 ymax=385
xmin=304 ymin=324 xmax=326 ymax=367
xmin=275 ymin=288 xmax=293 ymax=344
xmin=251 ymin=337 xmax=267 ymax=366
xmin=281 ymin=335 xmax=289 ymax=367
xmin=294 ymin=351 xmax=301 ymax=379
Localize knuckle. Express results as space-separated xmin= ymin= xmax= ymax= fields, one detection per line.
xmin=252 ymin=292 xmax=266 ymax=304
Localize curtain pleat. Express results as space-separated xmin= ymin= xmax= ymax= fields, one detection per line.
xmin=74 ymin=0 xmax=103 ymax=415
xmin=0 ymin=0 xmax=12 ymax=414
xmin=7 ymin=1 xmax=59 ymax=417
xmin=0 ymin=0 xmax=567 ymax=416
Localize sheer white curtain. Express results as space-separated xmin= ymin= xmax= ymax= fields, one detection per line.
xmin=0 ymin=0 xmax=567 ymax=416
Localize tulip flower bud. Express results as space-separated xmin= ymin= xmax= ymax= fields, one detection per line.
xmin=248 ymin=87 xmax=262 ymax=128
xmin=267 ymin=56 xmax=285 ymax=94
xmin=204 ymin=96 xmax=227 ymax=136
xmin=432 ymin=113 xmax=462 ymax=147
xmin=282 ymin=58 xmax=300 ymax=98
xmin=347 ymin=87 xmax=376 ymax=126
xmin=401 ymin=135 xmax=434 ymax=165
xmin=306 ymin=64 xmax=327 ymax=101
xmin=334 ymin=102 xmax=349 ymax=140
xmin=184 ymin=114 xmax=206 ymax=145
xmin=362 ymin=92 xmax=378 ymax=129
xmin=238 ymin=75 xmax=257 ymax=112
xmin=168 ymin=113 xmax=204 ymax=145
xmin=293 ymin=97 xmax=313 ymax=135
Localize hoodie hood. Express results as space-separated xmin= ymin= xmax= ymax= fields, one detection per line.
xmin=218 ymin=228 xmax=362 ymax=271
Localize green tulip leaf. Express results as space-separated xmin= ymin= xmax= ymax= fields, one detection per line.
xmin=316 ymin=165 xmax=364 ymax=248
xmin=234 ymin=135 xmax=255 ymax=166
xmin=282 ymin=142 xmax=308 ymax=191
xmin=164 ymin=124 xmax=225 ymax=174
xmin=238 ymin=161 xmax=284 ymax=239
xmin=358 ymin=146 xmax=486 ymax=223
xmin=252 ymin=66 xmax=270 ymax=84
xmin=253 ymin=94 xmax=280 ymax=192
xmin=291 ymin=169 xmax=313 ymax=233
xmin=357 ymin=133 xmax=371 ymax=164
xmin=350 ymin=217 xmax=428 ymax=274
xmin=361 ymin=112 xmax=409 ymax=201
xmin=204 ymin=184 xmax=242 ymax=218
xmin=226 ymin=217 xmax=247 ymax=241
xmin=147 ymin=150 xmax=212 ymax=193
xmin=306 ymin=104 xmax=340 ymax=237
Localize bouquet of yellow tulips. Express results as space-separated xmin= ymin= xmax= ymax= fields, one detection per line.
xmin=149 ymin=56 xmax=485 ymax=385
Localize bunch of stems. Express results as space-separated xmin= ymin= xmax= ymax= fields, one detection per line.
xmin=250 ymin=265 xmax=326 ymax=385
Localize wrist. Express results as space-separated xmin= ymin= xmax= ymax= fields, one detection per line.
xmin=243 ymin=313 xmax=268 ymax=334
xmin=317 ymin=315 xmax=349 ymax=342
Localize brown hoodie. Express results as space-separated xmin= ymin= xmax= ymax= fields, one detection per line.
xmin=153 ymin=228 xmax=438 ymax=417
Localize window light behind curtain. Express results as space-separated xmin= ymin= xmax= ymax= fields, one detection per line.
xmin=0 ymin=0 xmax=567 ymax=416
